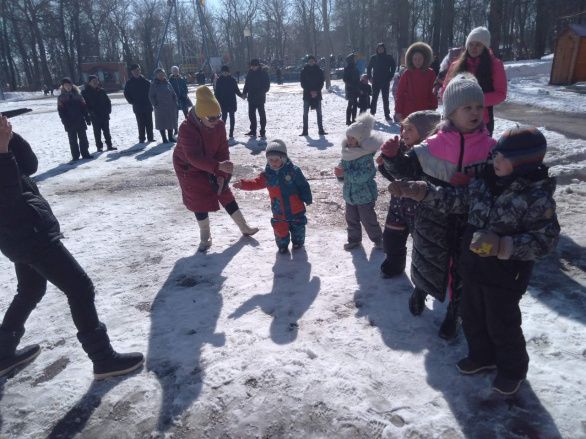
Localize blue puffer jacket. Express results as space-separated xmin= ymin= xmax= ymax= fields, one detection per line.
xmin=342 ymin=153 xmax=378 ymax=205
xmin=238 ymin=159 xmax=312 ymax=221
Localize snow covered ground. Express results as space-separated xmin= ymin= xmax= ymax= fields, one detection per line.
xmin=505 ymin=58 xmax=586 ymax=113
xmin=0 ymin=70 xmax=585 ymax=438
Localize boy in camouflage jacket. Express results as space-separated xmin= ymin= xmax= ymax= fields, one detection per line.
xmin=391 ymin=126 xmax=560 ymax=396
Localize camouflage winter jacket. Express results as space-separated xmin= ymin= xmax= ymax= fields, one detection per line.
xmin=423 ymin=166 xmax=560 ymax=289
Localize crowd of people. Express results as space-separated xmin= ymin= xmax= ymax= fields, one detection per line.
xmin=0 ymin=27 xmax=560 ymax=401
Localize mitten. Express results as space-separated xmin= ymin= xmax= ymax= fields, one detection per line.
xmin=401 ymin=181 xmax=428 ymax=201
xmin=450 ymin=171 xmax=471 ymax=186
xmin=86 ymin=118 xmax=92 ymax=126
xmin=380 ymin=136 xmax=400 ymax=158
xmin=388 ymin=181 xmax=404 ymax=197
xmin=469 ymin=230 xmax=502 ymax=257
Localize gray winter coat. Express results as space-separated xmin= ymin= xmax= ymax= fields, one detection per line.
xmin=149 ymin=79 xmax=178 ymax=130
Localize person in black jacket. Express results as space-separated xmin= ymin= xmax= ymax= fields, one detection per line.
xmin=299 ymin=55 xmax=327 ymax=136
xmin=214 ymin=65 xmax=243 ymax=143
xmin=343 ymin=53 xmax=360 ymax=126
xmin=242 ymin=59 xmax=270 ymax=140
xmin=57 ymin=77 xmax=92 ymax=162
xmin=124 ymin=64 xmax=154 ymax=143
xmin=367 ymin=43 xmax=396 ymax=120
xmin=358 ymin=74 xmax=372 ymax=115
xmin=82 ymin=75 xmax=116 ymax=152
xmin=0 ymin=116 xmax=144 ymax=379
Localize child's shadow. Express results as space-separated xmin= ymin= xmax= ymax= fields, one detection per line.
xmin=229 ymin=249 xmax=320 ymax=344
xmin=351 ymin=246 xmax=430 ymax=353
xmin=146 ymin=240 xmax=248 ymax=431
xmin=424 ymin=346 xmax=562 ymax=437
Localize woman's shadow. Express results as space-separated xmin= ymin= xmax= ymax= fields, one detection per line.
xmin=146 ymin=239 xmax=249 ymax=431
xmin=229 ymin=248 xmax=320 ymax=344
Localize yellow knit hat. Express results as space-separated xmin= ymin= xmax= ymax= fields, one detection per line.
xmin=195 ymin=86 xmax=221 ymax=119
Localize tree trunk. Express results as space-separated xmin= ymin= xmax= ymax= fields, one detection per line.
xmin=431 ymin=0 xmax=442 ymax=56
xmin=533 ymin=0 xmax=548 ymax=58
xmin=321 ymin=0 xmax=331 ymax=89
xmin=439 ymin=0 xmax=454 ymax=57
xmin=395 ymin=0 xmax=410 ymax=62
xmin=488 ymin=0 xmax=504 ymax=58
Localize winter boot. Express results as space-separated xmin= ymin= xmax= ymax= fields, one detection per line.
xmin=231 ymin=210 xmax=259 ymax=236
xmin=380 ymin=228 xmax=408 ymax=278
xmin=408 ymin=288 xmax=427 ymax=316
xmin=493 ymin=374 xmax=524 ymax=396
xmin=438 ymin=297 xmax=461 ymax=340
xmin=456 ymin=357 xmax=497 ymax=375
xmin=77 ymin=323 xmax=144 ymax=380
xmin=0 ymin=328 xmax=40 ymax=377
xmin=160 ymin=130 xmax=168 ymax=143
xmin=197 ymin=218 xmax=212 ymax=252
xmin=167 ymin=129 xmax=176 ymax=143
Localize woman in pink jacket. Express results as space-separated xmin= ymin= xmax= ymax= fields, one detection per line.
xmin=441 ymin=27 xmax=507 ymax=135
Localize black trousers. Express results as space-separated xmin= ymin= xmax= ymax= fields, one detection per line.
xmin=222 ymin=110 xmax=236 ymax=138
xmin=1 ymin=241 xmax=100 ymax=336
xmin=248 ymin=103 xmax=266 ymax=137
xmin=67 ymin=128 xmax=90 ymax=160
xmin=92 ymin=118 xmax=112 ymax=150
xmin=303 ymin=100 xmax=324 ymax=132
xmin=346 ymin=97 xmax=358 ymax=124
xmin=135 ymin=111 xmax=154 ymax=142
xmin=461 ymin=277 xmax=529 ymax=380
xmin=370 ymin=82 xmax=391 ymax=117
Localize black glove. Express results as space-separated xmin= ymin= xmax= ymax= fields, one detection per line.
xmin=86 ymin=118 xmax=92 ymax=126
xmin=208 ymin=174 xmax=231 ymax=194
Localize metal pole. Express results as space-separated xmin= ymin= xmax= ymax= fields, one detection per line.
xmin=153 ymin=2 xmax=175 ymax=78
xmin=195 ymin=0 xmax=210 ymax=73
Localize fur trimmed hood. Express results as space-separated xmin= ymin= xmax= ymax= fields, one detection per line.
xmin=406 ymin=42 xmax=433 ymax=70
xmin=341 ymin=133 xmax=384 ymax=161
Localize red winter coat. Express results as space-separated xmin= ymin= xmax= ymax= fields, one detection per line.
xmin=173 ymin=113 xmax=234 ymax=212
xmin=441 ymin=52 xmax=507 ymax=124
xmin=394 ymin=67 xmax=438 ymax=117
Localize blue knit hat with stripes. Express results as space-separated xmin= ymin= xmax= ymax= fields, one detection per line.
xmin=493 ymin=126 xmax=547 ymax=175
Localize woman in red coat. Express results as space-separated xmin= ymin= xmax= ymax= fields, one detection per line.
xmin=394 ymin=42 xmax=438 ymax=122
xmin=440 ymin=26 xmax=507 ymax=135
xmin=173 ymin=86 xmax=258 ymax=252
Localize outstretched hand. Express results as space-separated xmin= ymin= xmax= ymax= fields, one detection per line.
xmin=380 ymin=136 xmax=400 ymax=158
xmin=388 ymin=181 xmax=427 ymax=201
xmin=0 ymin=116 xmax=13 ymax=153
xmin=218 ymin=160 xmax=234 ymax=174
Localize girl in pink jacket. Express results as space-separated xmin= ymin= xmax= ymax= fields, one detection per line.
xmin=441 ymin=27 xmax=507 ymax=135
xmin=380 ymin=73 xmax=496 ymax=340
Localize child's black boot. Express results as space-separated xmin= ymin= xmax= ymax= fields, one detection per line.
xmin=380 ymin=228 xmax=408 ymax=278
xmin=439 ymin=297 xmax=462 ymax=340
xmin=77 ymin=323 xmax=144 ymax=380
xmin=0 ymin=328 xmax=40 ymax=377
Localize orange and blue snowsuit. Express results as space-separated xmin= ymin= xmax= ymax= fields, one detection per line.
xmin=237 ymin=159 xmax=312 ymax=249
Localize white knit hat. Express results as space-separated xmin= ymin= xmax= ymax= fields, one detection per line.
xmin=265 ymin=139 xmax=288 ymax=157
xmin=346 ymin=113 xmax=375 ymax=142
xmin=466 ymin=26 xmax=490 ymax=49
xmin=442 ymin=73 xmax=484 ymax=117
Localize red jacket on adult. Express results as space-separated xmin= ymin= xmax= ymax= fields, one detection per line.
xmin=173 ymin=112 xmax=234 ymax=212
xmin=394 ymin=67 xmax=438 ymax=118
xmin=441 ymin=51 xmax=507 ymax=124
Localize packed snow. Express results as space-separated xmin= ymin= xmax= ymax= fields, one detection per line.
xmin=0 ymin=65 xmax=585 ymax=438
